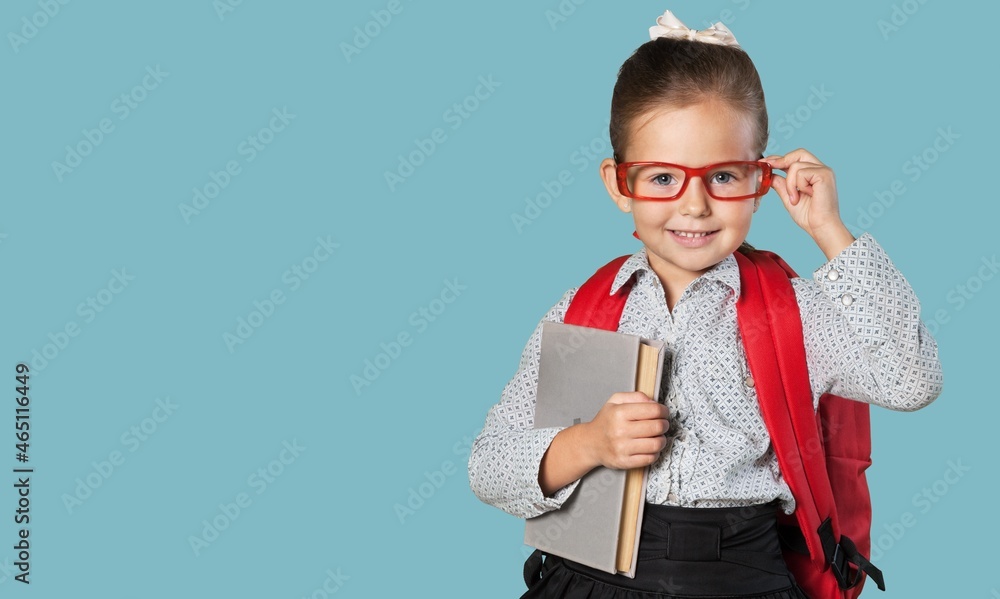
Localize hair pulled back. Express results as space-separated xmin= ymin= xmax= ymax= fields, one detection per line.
xmin=609 ymin=37 xmax=768 ymax=254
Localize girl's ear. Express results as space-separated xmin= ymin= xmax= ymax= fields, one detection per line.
xmin=600 ymin=158 xmax=632 ymax=213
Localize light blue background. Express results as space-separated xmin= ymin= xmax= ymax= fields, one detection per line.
xmin=1 ymin=1 xmax=995 ymax=596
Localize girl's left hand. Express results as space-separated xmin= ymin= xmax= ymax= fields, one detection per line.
xmin=762 ymin=149 xmax=845 ymax=240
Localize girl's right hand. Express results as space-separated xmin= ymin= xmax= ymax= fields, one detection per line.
xmin=582 ymin=392 xmax=670 ymax=470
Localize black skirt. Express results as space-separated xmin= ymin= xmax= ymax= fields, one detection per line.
xmin=521 ymin=501 xmax=811 ymax=599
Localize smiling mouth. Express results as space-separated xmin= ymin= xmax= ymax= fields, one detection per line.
xmin=670 ymin=230 xmax=718 ymax=238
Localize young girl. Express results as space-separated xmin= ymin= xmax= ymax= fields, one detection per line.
xmin=468 ymin=9 xmax=943 ymax=598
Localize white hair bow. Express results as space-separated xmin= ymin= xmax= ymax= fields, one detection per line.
xmin=649 ymin=10 xmax=740 ymax=47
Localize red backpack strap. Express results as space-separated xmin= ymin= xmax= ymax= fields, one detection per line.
xmin=564 ymin=255 xmax=633 ymax=331
xmin=734 ymin=250 xmax=884 ymax=596
xmin=734 ymin=252 xmax=831 ymax=553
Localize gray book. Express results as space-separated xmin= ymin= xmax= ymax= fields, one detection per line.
xmin=524 ymin=321 xmax=665 ymax=578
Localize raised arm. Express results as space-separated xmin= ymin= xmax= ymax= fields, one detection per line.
xmin=796 ymin=232 xmax=944 ymax=411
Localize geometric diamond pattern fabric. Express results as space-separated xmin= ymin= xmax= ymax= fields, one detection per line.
xmin=468 ymin=233 xmax=943 ymax=519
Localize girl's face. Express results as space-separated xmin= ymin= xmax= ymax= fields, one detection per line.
xmin=600 ymin=98 xmax=761 ymax=295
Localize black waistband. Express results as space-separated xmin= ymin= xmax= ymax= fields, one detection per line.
xmin=552 ymin=501 xmax=797 ymax=596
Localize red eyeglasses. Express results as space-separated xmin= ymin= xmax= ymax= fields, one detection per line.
xmin=615 ymin=160 xmax=773 ymax=201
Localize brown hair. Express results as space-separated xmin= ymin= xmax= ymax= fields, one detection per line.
xmin=609 ymin=37 xmax=768 ymax=254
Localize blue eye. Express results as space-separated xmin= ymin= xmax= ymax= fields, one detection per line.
xmin=626 ymin=164 xmax=685 ymax=198
xmin=711 ymin=172 xmax=736 ymax=184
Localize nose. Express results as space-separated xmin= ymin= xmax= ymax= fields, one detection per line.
xmin=678 ymin=176 xmax=710 ymax=217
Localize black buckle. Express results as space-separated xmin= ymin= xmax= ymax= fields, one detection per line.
xmin=830 ymin=541 xmax=859 ymax=589
xmin=523 ymin=549 xmax=544 ymax=588
xmin=818 ymin=518 xmax=886 ymax=592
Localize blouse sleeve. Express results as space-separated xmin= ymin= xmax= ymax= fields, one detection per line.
xmin=467 ymin=288 xmax=584 ymax=519
xmin=795 ymin=232 xmax=944 ymax=412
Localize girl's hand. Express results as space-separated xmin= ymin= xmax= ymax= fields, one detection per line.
xmin=581 ymin=392 xmax=669 ymax=470
xmin=762 ymin=149 xmax=856 ymax=259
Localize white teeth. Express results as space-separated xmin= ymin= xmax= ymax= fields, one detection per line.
xmin=673 ymin=230 xmax=712 ymax=238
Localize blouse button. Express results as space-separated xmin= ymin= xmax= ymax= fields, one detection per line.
xmin=744 ymin=376 xmax=755 ymax=388
xmin=841 ymin=293 xmax=855 ymax=306
xmin=827 ymin=269 xmax=841 ymax=281
xmin=667 ymin=492 xmax=678 ymax=502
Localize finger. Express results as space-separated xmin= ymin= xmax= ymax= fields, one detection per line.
xmin=625 ymin=436 xmax=667 ymax=458
xmin=783 ymin=163 xmax=823 ymax=205
xmin=783 ymin=164 xmax=802 ymax=205
xmin=609 ymin=391 xmax=655 ymax=405
xmin=620 ymin=402 xmax=669 ymax=422
xmin=765 ymin=156 xmax=823 ymax=173
xmin=763 ymin=148 xmax=826 ymax=170
xmin=790 ymin=170 xmax=814 ymax=201
xmin=771 ymin=160 xmax=822 ymax=204
xmin=769 ymin=172 xmax=793 ymax=208
xmin=640 ymin=435 xmax=668 ymax=455
xmin=632 ymin=418 xmax=670 ymax=438
xmin=617 ymin=453 xmax=657 ymax=469
xmin=788 ymin=166 xmax=830 ymax=203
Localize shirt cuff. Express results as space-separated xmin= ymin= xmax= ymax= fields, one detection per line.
xmin=811 ymin=231 xmax=890 ymax=310
xmin=524 ymin=427 xmax=583 ymax=514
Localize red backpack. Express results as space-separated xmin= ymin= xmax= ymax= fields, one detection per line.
xmin=562 ymin=249 xmax=886 ymax=598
